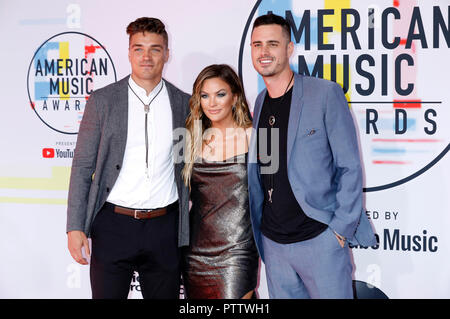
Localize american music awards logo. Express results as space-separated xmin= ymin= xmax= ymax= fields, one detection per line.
xmin=27 ymin=31 xmax=117 ymax=134
xmin=239 ymin=0 xmax=450 ymax=192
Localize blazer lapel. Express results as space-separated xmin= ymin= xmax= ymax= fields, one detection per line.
xmin=111 ymin=75 xmax=129 ymax=159
xmin=249 ymin=89 xmax=266 ymax=165
xmin=287 ymin=73 xmax=304 ymax=168
xmin=252 ymin=89 xmax=266 ymax=131
xmin=164 ymin=79 xmax=183 ymax=135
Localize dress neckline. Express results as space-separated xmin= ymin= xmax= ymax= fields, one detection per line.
xmin=198 ymin=152 xmax=248 ymax=163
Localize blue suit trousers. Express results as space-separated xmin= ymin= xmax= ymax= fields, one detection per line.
xmin=262 ymin=227 xmax=354 ymax=299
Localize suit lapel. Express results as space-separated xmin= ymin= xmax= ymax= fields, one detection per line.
xmin=287 ymin=73 xmax=304 ymax=168
xmin=249 ymin=89 xmax=266 ymax=165
xmin=164 ymin=79 xmax=183 ymax=134
xmin=111 ymin=76 xmax=129 ymax=159
xmin=252 ymin=89 xmax=266 ymax=131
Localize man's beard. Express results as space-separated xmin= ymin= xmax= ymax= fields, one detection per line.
xmin=256 ymin=64 xmax=279 ymax=77
xmin=257 ymin=69 xmax=277 ymax=77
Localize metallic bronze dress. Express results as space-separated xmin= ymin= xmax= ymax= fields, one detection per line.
xmin=182 ymin=153 xmax=259 ymax=299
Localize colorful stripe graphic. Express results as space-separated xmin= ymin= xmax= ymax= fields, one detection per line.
xmin=0 ymin=166 xmax=70 ymax=205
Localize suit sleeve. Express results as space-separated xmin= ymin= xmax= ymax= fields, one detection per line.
xmin=66 ymin=93 xmax=101 ymax=233
xmin=325 ymin=83 xmax=363 ymax=239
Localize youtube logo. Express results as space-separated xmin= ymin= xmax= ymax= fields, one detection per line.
xmin=42 ymin=148 xmax=55 ymax=158
xmin=42 ymin=147 xmax=74 ymax=159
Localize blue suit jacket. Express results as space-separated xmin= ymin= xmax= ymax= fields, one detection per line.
xmin=248 ymin=73 xmax=377 ymax=262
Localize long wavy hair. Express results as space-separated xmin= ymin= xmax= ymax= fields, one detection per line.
xmin=182 ymin=64 xmax=252 ymax=187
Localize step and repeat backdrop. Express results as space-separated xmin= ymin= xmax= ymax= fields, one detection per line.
xmin=0 ymin=0 xmax=449 ymax=298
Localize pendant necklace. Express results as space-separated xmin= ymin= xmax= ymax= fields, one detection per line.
xmin=266 ymin=72 xmax=294 ymax=204
xmin=128 ymin=80 xmax=165 ymax=178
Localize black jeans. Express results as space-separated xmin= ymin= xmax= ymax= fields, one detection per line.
xmin=89 ymin=201 xmax=180 ymax=299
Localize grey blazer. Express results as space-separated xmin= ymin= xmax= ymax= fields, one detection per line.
xmin=66 ymin=75 xmax=191 ymax=247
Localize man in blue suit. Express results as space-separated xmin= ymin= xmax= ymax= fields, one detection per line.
xmin=247 ymin=13 xmax=377 ymax=299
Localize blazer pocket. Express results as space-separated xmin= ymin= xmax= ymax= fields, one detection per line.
xmin=299 ymin=128 xmax=332 ymax=163
xmin=302 ymin=127 xmax=324 ymax=138
xmin=306 ymin=128 xmax=318 ymax=136
xmin=301 ymin=128 xmax=326 ymax=146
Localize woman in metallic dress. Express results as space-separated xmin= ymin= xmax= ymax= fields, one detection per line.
xmin=182 ymin=64 xmax=259 ymax=299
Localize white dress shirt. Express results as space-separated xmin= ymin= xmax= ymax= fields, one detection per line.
xmin=107 ymin=76 xmax=178 ymax=209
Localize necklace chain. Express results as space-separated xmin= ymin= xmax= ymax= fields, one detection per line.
xmin=128 ymin=81 xmax=164 ymax=113
xmin=127 ymin=80 xmax=165 ymax=178
xmin=266 ymin=72 xmax=294 ymax=203
xmin=267 ymin=72 xmax=294 ymax=127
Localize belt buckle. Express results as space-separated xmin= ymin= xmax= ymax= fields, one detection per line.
xmin=134 ymin=209 xmax=147 ymax=219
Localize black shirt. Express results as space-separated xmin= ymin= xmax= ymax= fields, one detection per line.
xmin=257 ymin=87 xmax=327 ymax=243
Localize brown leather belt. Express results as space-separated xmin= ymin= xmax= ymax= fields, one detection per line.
xmin=114 ymin=205 xmax=167 ymax=220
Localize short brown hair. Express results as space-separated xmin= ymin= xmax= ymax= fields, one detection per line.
xmin=252 ymin=13 xmax=291 ymax=41
xmin=126 ymin=17 xmax=168 ymax=47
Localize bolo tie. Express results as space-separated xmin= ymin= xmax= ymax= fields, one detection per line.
xmin=265 ymin=72 xmax=294 ymax=204
xmin=127 ymin=81 xmax=165 ymax=178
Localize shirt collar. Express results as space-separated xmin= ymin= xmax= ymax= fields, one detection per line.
xmin=128 ymin=76 xmax=164 ymax=103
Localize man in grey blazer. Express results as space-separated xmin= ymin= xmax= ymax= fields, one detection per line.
xmin=247 ymin=14 xmax=377 ymax=298
xmin=66 ymin=17 xmax=190 ymax=299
